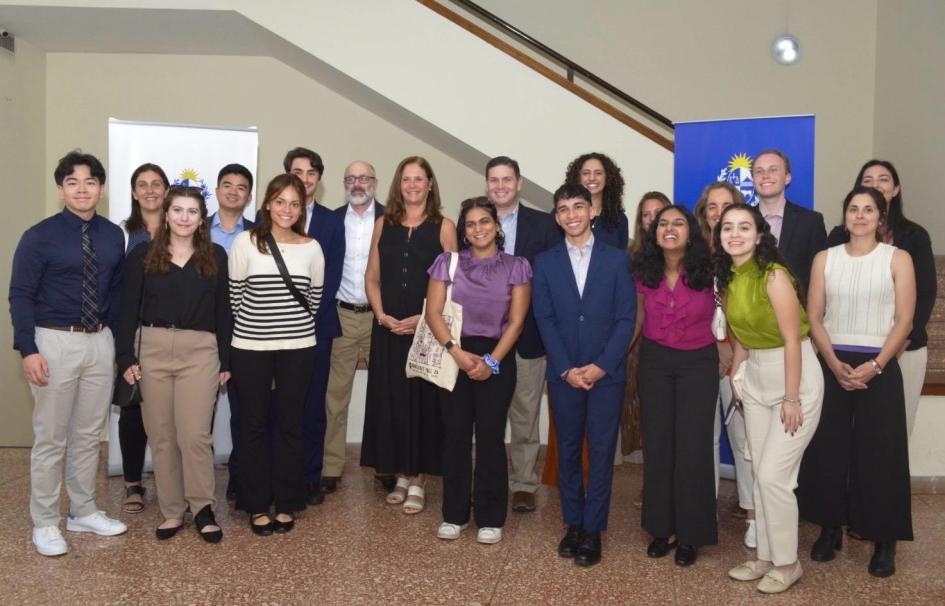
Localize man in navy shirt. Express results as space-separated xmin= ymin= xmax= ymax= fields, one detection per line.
xmin=9 ymin=151 xmax=128 ymax=556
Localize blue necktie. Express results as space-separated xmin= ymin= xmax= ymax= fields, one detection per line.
xmin=81 ymin=222 xmax=100 ymax=330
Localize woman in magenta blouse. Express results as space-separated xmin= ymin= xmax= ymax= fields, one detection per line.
xmin=425 ymin=197 xmax=531 ymax=545
xmin=631 ymin=205 xmax=718 ymax=566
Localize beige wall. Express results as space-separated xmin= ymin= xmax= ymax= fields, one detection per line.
xmin=0 ymin=38 xmax=46 ymax=446
xmin=43 ymin=53 xmax=487 ymax=220
xmin=476 ymin=0 xmax=878 ymax=222
xmin=873 ymin=0 xmax=945 ymax=251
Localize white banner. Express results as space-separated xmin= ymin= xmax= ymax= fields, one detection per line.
xmin=105 ymin=118 xmax=258 ymax=476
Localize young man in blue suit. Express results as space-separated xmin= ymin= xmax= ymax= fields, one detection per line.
xmin=283 ymin=147 xmax=346 ymax=505
xmin=532 ymin=183 xmax=635 ymax=567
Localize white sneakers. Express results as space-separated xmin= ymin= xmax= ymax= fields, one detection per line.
xmin=66 ymin=511 xmax=128 ymax=536
xmin=476 ymin=527 xmax=502 ymax=544
xmin=32 ymin=526 xmax=68 ymax=557
xmin=744 ymin=519 xmax=758 ymax=549
xmin=436 ymin=522 xmax=468 ymax=540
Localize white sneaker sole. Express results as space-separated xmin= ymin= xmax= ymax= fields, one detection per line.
xmin=477 ymin=532 xmax=502 ymax=545
xmin=33 ymin=540 xmax=68 ymax=556
xmin=436 ymin=523 xmax=467 ymax=540
xmin=66 ymin=519 xmax=127 ymax=536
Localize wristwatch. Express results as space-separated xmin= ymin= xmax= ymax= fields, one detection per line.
xmin=444 ymin=340 xmax=455 ymax=351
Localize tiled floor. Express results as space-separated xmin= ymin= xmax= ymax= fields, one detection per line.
xmin=2 ymin=446 xmax=943 ymax=605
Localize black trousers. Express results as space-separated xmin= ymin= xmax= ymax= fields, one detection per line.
xmin=231 ymin=346 xmax=314 ymax=515
xmin=797 ymin=351 xmax=913 ymax=541
xmin=638 ymin=338 xmax=719 ymax=546
xmin=440 ymin=337 xmax=516 ymax=528
xmin=118 ymin=404 xmax=148 ymax=483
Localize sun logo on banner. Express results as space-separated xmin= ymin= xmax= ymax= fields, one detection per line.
xmin=717 ymin=153 xmax=758 ymax=206
xmin=173 ymin=168 xmax=212 ymax=200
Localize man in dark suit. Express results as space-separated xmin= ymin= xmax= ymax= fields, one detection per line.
xmin=458 ymin=156 xmax=560 ymax=513
xmin=321 ymin=161 xmax=385 ymax=495
xmin=752 ymin=149 xmax=827 ymax=293
xmin=283 ymin=147 xmax=346 ymax=505
xmin=532 ymin=183 xmax=635 ymax=567
xmin=209 ymin=163 xmax=256 ymax=501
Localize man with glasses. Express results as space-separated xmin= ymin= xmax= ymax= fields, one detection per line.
xmin=321 ymin=161 xmax=386 ymax=495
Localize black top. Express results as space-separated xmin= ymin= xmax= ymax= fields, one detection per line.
xmin=377 ymin=219 xmax=443 ymax=319
xmin=116 ymin=243 xmax=232 ymax=372
xmin=590 ymin=211 xmax=630 ymax=251
xmin=826 ymin=225 xmax=936 ymax=350
xmin=9 ymin=209 xmax=124 ymax=357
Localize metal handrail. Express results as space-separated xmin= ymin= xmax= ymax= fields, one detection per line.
xmin=445 ymin=0 xmax=674 ymax=129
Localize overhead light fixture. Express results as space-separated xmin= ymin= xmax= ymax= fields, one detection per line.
xmin=771 ymin=34 xmax=800 ymax=65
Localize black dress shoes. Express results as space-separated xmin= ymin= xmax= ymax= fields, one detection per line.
xmin=558 ymin=525 xmax=583 ymax=558
xmin=306 ymin=482 xmax=325 ymax=506
xmin=155 ymin=522 xmax=184 ymax=541
xmin=376 ymin=475 xmax=397 ymax=493
xmin=674 ymin=544 xmax=697 ymax=567
xmin=647 ymin=537 xmax=677 ymax=558
xmin=272 ymin=514 xmax=295 ymax=534
xmin=320 ymin=477 xmax=340 ymax=494
xmin=250 ymin=514 xmax=274 ymax=536
xmin=574 ymin=532 xmax=602 ymax=567
xmin=810 ymin=526 xmax=843 ymax=562
xmin=868 ymin=541 xmax=896 ymax=577
xmin=194 ymin=505 xmax=223 ymax=544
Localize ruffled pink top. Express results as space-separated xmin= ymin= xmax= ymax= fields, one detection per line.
xmin=636 ymin=274 xmax=715 ymax=350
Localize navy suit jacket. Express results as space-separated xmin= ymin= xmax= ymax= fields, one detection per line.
xmin=532 ymin=238 xmax=635 ymax=386
xmin=458 ymin=203 xmax=560 ymax=358
xmin=776 ymin=200 xmax=827 ymax=295
xmin=256 ymin=202 xmax=346 ymax=340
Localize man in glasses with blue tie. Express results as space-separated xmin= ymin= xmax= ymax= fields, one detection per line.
xmin=10 ymin=151 xmax=128 ymax=556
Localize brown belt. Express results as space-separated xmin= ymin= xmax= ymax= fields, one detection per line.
xmin=38 ymin=323 xmax=107 ymax=333
xmin=337 ymin=300 xmax=372 ymax=313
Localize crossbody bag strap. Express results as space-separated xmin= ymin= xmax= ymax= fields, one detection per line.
xmin=445 ymin=251 xmax=458 ymax=304
xmin=265 ymin=233 xmax=316 ymax=320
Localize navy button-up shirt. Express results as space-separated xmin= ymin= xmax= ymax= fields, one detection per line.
xmin=9 ymin=209 xmax=125 ymax=357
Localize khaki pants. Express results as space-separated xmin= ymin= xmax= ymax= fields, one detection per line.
xmin=138 ymin=327 xmax=219 ymax=521
xmin=30 ymin=327 xmax=114 ymax=527
xmin=899 ymin=347 xmax=927 ymax=438
xmin=508 ymin=354 xmax=547 ymax=494
xmin=323 ymin=304 xmax=374 ymax=478
xmin=733 ymin=339 xmax=823 ymax=566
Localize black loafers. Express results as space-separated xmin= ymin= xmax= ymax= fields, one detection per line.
xmin=320 ymin=477 xmax=339 ymax=494
xmin=250 ymin=514 xmax=274 ymax=536
xmin=558 ymin=525 xmax=583 ymax=558
xmin=647 ymin=537 xmax=677 ymax=558
xmin=868 ymin=541 xmax=896 ymax=577
xmin=194 ymin=505 xmax=223 ymax=544
xmin=306 ymin=483 xmax=325 ymax=506
xmin=810 ymin=526 xmax=843 ymax=562
xmin=155 ymin=521 xmax=184 ymax=541
xmin=574 ymin=532 xmax=602 ymax=567
xmin=674 ymin=544 xmax=697 ymax=567
xmin=273 ymin=514 xmax=295 ymax=534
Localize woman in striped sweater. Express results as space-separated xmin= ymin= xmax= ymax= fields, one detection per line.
xmin=228 ymin=173 xmax=325 ymax=536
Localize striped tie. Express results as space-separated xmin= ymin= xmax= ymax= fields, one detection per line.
xmin=80 ymin=222 xmax=100 ymax=331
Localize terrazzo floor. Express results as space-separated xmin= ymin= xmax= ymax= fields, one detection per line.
xmin=2 ymin=446 xmax=943 ymax=605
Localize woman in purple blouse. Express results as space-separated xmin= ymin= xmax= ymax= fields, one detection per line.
xmin=631 ymin=205 xmax=719 ymax=566
xmin=425 ymin=197 xmax=532 ymax=545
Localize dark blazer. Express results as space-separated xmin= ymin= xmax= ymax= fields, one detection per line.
xmin=531 ymin=238 xmax=636 ymax=386
xmin=827 ymin=224 xmax=936 ymax=350
xmin=776 ymin=200 xmax=827 ymax=295
xmin=256 ymin=202 xmax=346 ymax=340
xmin=458 ymin=203 xmax=561 ymax=358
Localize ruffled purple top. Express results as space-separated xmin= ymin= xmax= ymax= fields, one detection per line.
xmin=428 ymin=249 xmax=532 ymax=340
xmin=636 ymin=274 xmax=715 ymax=350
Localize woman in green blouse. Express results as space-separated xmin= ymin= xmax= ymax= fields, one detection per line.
xmin=713 ymin=203 xmax=824 ymax=595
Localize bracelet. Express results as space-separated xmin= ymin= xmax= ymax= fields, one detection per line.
xmin=871 ymin=359 xmax=884 ymax=375
xmin=483 ymin=353 xmax=501 ymax=375
xmin=782 ymin=396 xmax=801 ymax=405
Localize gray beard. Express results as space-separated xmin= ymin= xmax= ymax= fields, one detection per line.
xmin=346 ymin=191 xmax=373 ymax=206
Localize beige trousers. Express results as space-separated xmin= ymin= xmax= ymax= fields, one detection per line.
xmin=734 ymin=339 xmax=823 ymax=566
xmin=138 ymin=327 xmax=219 ymax=521
xmin=508 ymin=354 xmax=547 ymax=494
xmin=899 ymin=347 xmax=927 ymax=438
xmin=30 ymin=328 xmax=114 ymax=527
xmin=323 ymin=304 xmax=374 ymax=478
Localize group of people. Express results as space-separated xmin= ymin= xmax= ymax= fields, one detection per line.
xmin=10 ymin=145 xmax=930 ymax=594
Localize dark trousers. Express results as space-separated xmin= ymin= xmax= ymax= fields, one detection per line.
xmin=441 ymin=337 xmax=515 ymax=529
xmin=231 ymin=346 xmax=314 ymax=515
xmin=118 ymin=404 xmax=147 ymax=483
xmin=550 ymin=380 xmax=624 ymax=533
xmin=797 ymin=352 xmax=913 ymax=541
xmin=637 ymin=339 xmax=719 ymax=546
xmin=226 ymin=380 xmax=242 ymax=492
xmin=303 ymin=338 xmax=333 ymax=483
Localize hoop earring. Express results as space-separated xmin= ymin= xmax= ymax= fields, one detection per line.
xmin=462 ymin=235 xmax=469 ymax=245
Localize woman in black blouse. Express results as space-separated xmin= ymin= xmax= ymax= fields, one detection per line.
xmin=826 ymin=159 xmax=936 ymax=438
xmin=117 ymin=186 xmax=231 ymax=543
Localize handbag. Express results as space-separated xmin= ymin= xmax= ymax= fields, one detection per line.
xmin=712 ymin=277 xmax=727 ymax=341
xmin=405 ymin=252 xmax=462 ymax=391
xmin=266 ymin=234 xmax=317 ymax=320
xmin=112 ymin=274 xmax=145 ymax=408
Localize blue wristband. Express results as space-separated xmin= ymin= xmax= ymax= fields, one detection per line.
xmin=483 ymin=353 xmax=501 ymax=375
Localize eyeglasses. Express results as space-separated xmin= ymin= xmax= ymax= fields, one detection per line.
xmin=343 ymin=175 xmax=376 ymax=185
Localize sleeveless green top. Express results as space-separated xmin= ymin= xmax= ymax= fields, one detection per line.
xmin=725 ymin=255 xmax=809 ymax=350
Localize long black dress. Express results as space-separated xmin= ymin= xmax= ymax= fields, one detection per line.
xmin=361 ymin=219 xmax=444 ymax=476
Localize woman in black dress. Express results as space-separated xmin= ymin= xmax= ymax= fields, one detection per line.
xmin=361 ymin=156 xmax=458 ymax=514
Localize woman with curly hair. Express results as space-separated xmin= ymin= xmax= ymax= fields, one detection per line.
xmin=632 ymin=205 xmax=718 ymax=567
xmin=565 ymin=152 xmax=629 ymax=249
xmin=717 ymin=203 xmax=823 ymax=594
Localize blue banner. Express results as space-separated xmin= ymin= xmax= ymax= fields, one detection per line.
xmin=674 ymin=115 xmax=815 ymax=210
